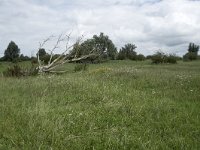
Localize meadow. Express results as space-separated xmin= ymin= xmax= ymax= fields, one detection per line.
xmin=0 ymin=60 xmax=200 ymax=149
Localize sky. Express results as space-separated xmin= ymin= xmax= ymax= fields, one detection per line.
xmin=0 ymin=0 xmax=200 ymax=56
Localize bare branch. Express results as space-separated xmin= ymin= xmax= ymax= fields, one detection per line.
xmin=37 ymin=35 xmax=53 ymax=66
xmin=37 ymin=33 xmax=98 ymax=74
xmin=46 ymin=54 xmax=97 ymax=72
xmin=48 ymin=34 xmax=66 ymax=65
xmin=65 ymin=31 xmax=73 ymax=50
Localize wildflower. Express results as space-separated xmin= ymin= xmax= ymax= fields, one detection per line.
xmin=152 ymin=90 xmax=156 ymax=94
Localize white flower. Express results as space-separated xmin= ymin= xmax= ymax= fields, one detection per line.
xmin=152 ymin=90 xmax=156 ymax=94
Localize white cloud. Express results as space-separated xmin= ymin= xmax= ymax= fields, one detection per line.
xmin=0 ymin=0 xmax=200 ymax=56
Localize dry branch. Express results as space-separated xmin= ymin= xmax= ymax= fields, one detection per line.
xmin=37 ymin=33 xmax=98 ymax=74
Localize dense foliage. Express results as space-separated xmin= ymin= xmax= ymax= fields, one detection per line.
xmin=183 ymin=43 xmax=199 ymax=61
xmin=37 ymin=48 xmax=47 ymax=58
xmin=71 ymin=33 xmax=117 ymax=61
xmin=1 ymin=41 xmax=31 ymax=62
xmin=151 ymin=51 xmax=177 ymax=64
xmin=117 ymin=44 xmax=146 ymax=61
xmin=4 ymin=41 xmax=20 ymax=62
xmin=117 ymin=43 xmax=137 ymax=60
xmin=3 ymin=64 xmax=38 ymax=77
xmin=19 ymin=54 xmax=31 ymax=61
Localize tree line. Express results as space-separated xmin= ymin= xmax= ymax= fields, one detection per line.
xmin=0 ymin=32 xmax=199 ymax=64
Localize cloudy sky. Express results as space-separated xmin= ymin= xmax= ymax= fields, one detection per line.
xmin=0 ymin=0 xmax=200 ymax=56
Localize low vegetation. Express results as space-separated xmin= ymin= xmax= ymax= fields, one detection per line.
xmin=0 ymin=60 xmax=200 ymax=149
xmin=151 ymin=52 xmax=178 ymax=64
xmin=2 ymin=64 xmax=38 ymax=77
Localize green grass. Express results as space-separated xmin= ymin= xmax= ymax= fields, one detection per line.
xmin=0 ymin=60 xmax=200 ymax=149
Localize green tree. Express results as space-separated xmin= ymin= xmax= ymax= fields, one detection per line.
xmin=36 ymin=48 xmax=51 ymax=64
xmin=73 ymin=39 xmax=95 ymax=57
xmin=4 ymin=41 xmax=20 ymax=62
xmin=188 ymin=43 xmax=199 ymax=53
xmin=71 ymin=33 xmax=117 ymax=61
xmin=117 ymin=49 xmax=126 ymax=60
xmin=183 ymin=43 xmax=199 ymax=61
xmin=93 ymin=33 xmax=117 ymax=59
xmin=117 ymin=44 xmax=137 ymax=60
xmin=37 ymin=48 xmax=46 ymax=58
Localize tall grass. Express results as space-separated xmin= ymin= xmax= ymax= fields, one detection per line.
xmin=0 ymin=60 xmax=200 ymax=149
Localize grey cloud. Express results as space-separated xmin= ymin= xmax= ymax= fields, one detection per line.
xmin=0 ymin=0 xmax=200 ymax=57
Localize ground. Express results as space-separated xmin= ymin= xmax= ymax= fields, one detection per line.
xmin=0 ymin=60 xmax=200 ymax=149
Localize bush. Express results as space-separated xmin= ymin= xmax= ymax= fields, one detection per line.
xmin=3 ymin=65 xmax=23 ymax=77
xmin=183 ymin=52 xmax=198 ymax=61
xmin=146 ymin=55 xmax=153 ymax=59
xmin=166 ymin=54 xmax=177 ymax=64
xmin=19 ymin=54 xmax=31 ymax=61
xmin=12 ymin=58 xmax=21 ymax=63
xmin=31 ymin=57 xmax=38 ymax=64
xmin=3 ymin=65 xmax=38 ymax=77
xmin=151 ymin=52 xmax=166 ymax=64
xmin=136 ymin=54 xmax=145 ymax=61
xmin=0 ymin=57 xmax=5 ymax=61
xmin=151 ymin=52 xmax=177 ymax=64
xmin=183 ymin=43 xmax=199 ymax=61
xmin=129 ymin=54 xmax=137 ymax=60
xmin=74 ymin=63 xmax=88 ymax=72
xmin=117 ymin=52 xmax=126 ymax=60
xmin=29 ymin=66 xmax=39 ymax=76
xmin=41 ymin=54 xmax=51 ymax=64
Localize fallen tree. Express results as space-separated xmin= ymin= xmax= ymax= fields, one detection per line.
xmin=37 ymin=33 xmax=99 ymax=74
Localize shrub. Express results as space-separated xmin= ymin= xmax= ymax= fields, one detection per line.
xmin=166 ymin=54 xmax=177 ymax=64
xmin=41 ymin=54 xmax=51 ymax=64
xmin=19 ymin=54 xmax=31 ymax=61
xmin=3 ymin=65 xmax=24 ymax=77
xmin=129 ymin=54 xmax=137 ymax=60
xmin=183 ymin=52 xmax=198 ymax=61
xmin=3 ymin=65 xmax=38 ymax=77
xmin=74 ymin=63 xmax=88 ymax=72
xmin=0 ymin=57 xmax=5 ymax=61
xmin=151 ymin=52 xmax=166 ymax=64
xmin=151 ymin=52 xmax=177 ymax=64
xmin=146 ymin=55 xmax=153 ymax=59
xmin=183 ymin=43 xmax=199 ymax=61
xmin=136 ymin=54 xmax=145 ymax=61
xmin=31 ymin=57 xmax=38 ymax=64
xmin=117 ymin=52 xmax=126 ymax=60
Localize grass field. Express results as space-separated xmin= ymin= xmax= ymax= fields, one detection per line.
xmin=0 ymin=60 xmax=200 ymax=149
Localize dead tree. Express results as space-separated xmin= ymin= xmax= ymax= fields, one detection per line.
xmin=37 ymin=33 xmax=98 ymax=74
